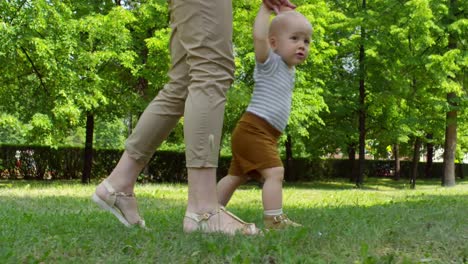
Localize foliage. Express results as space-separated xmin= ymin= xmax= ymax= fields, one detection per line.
xmin=0 ymin=0 xmax=467 ymax=162
xmin=2 ymin=145 xmax=466 ymax=182
xmin=0 ymin=114 xmax=28 ymax=144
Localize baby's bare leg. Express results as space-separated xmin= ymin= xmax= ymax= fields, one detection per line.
xmin=217 ymin=175 xmax=248 ymax=206
xmin=260 ymin=167 xmax=301 ymax=229
xmin=259 ymin=167 xmax=284 ymax=210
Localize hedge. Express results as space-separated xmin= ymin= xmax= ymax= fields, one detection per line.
xmin=1 ymin=145 xmax=466 ymax=182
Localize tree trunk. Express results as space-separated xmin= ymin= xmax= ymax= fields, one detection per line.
xmin=356 ymin=0 xmax=367 ymax=188
xmin=82 ymin=113 xmax=94 ymax=184
xmin=425 ymin=133 xmax=434 ymax=178
xmin=410 ymin=138 xmax=422 ymax=189
xmin=442 ymin=0 xmax=458 ymax=187
xmin=348 ymin=143 xmax=357 ymax=182
xmin=443 ymin=92 xmax=457 ymax=187
xmin=284 ymin=134 xmax=294 ymax=181
xmin=393 ymin=144 xmax=400 ymax=181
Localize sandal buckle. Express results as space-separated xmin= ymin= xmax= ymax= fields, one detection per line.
xmin=201 ymin=213 xmax=212 ymax=220
xmin=273 ymin=214 xmax=286 ymax=223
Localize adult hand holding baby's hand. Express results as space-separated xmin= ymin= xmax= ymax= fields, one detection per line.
xmin=263 ymin=0 xmax=296 ymax=14
xmin=278 ymin=5 xmax=295 ymax=12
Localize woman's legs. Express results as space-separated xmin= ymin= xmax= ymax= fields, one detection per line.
xmin=93 ymin=20 xmax=190 ymax=226
xmin=94 ymin=0 xmax=259 ymax=234
xmin=99 ymin=152 xmax=144 ymax=193
xmin=186 ymin=168 xmax=219 ymax=213
xmin=174 ymin=0 xmax=259 ymax=234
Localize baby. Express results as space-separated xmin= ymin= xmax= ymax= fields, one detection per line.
xmin=217 ymin=4 xmax=312 ymax=229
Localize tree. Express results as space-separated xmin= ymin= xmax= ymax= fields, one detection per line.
xmin=426 ymin=0 xmax=467 ymax=186
xmin=441 ymin=0 xmax=465 ymax=187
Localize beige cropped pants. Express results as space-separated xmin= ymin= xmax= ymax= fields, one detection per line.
xmin=125 ymin=0 xmax=234 ymax=168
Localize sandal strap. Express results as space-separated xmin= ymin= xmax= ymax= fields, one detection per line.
xmin=185 ymin=207 xmax=261 ymax=235
xmin=184 ymin=209 xmax=219 ymax=223
xmin=102 ymin=180 xmax=135 ymax=205
xmin=219 ymin=206 xmax=247 ymax=225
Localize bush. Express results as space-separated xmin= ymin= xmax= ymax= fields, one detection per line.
xmin=1 ymin=144 xmax=466 ymax=182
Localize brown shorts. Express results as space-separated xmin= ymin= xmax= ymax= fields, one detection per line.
xmin=228 ymin=112 xmax=283 ymax=180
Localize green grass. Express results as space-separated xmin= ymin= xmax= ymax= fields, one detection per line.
xmin=0 ymin=178 xmax=467 ymax=263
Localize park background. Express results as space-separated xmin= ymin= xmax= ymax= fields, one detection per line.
xmin=0 ymin=1 xmax=467 ymax=263
xmin=1 ymin=0 xmax=467 ymax=187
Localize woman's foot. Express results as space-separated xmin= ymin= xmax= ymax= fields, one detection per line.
xmin=183 ymin=206 xmax=261 ymax=235
xmin=92 ymin=179 xmax=146 ymax=228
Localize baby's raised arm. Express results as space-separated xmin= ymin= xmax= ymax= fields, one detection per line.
xmin=253 ymin=4 xmax=272 ymax=63
xmin=262 ymin=0 xmax=296 ymax=14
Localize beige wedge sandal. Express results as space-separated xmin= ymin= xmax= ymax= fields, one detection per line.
xmin=184 ymin=206 xmax=261 ymax=235
xmin=92 ymin=179 xmax=146 ymax=228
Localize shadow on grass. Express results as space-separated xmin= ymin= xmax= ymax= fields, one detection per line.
xmin=284 ymin=177 xmax=468 ymax=191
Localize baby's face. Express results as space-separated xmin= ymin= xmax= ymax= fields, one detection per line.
xmin=271 ymin=16 xmax=312 ymax=67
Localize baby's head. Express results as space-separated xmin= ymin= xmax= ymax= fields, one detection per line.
xmin=269 ymin=11 xmax=312 ymax=67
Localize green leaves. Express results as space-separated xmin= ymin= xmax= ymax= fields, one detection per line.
xmin=0 ymin=0 xmax=466 ymax=159
xmin=0 ymin=114 xmax=28 ymax=144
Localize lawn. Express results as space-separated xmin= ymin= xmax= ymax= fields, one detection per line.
xmin=0 ymin=178 xmax=467 ymax=263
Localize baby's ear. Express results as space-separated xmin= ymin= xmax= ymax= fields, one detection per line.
xmin=269 ymin=36 xmax=277 ymax=49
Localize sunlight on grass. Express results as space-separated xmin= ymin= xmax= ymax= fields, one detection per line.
xmin=1 ymin=178 xmax=467 ymax=263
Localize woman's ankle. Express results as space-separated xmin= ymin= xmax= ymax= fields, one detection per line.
xmin=100 ymin=177 xmax=134 ymax=193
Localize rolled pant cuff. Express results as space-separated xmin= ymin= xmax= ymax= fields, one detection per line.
xmin=185 ymin=160 xmax=218 ymax=168
xmin=125 ymin=145 xmax=152 ymax=164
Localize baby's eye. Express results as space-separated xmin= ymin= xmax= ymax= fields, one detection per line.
xmin=290 ymin=36 xmax=298 ymax=40
xmin=304 ymin=39 xmax=310 ymax=44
